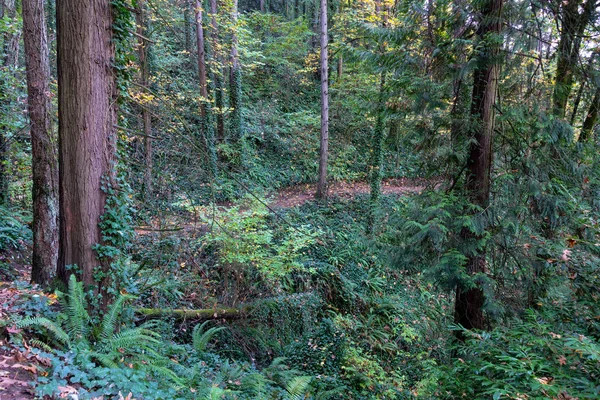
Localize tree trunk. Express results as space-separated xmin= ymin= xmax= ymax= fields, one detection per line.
xmin=552 ymin=0 xmax=595 ymax=118
xmin=56 ymin=0 xmax=117 ymax=295
xmin=23 ymin=0 xmax=59 ymax=286
xmin=194 ymin=0 xmax=208 ymax=109
xmin=184 ymin=0 xmax=192 ymax=54
xmin=260 ymin=0 xmax=265 ymax=13
xmin=194 ymin=0 xmax=217 ymax=177
xmin=229 ymin=0 xmax=243 ymax=150
xmin=337 ymin=54 xmax=343 ymax=80
xmin=367 ymin=73 xmax=386 ymax=232
xmin=0 ymin=0 xmax=21 ymax=205
xmin=210 ymin=0 xmax=224 ymax=142
xmin=454 ymin=0 xmax=503 ymax=335
xmin=580 ymin=86 xmax=600 ymax=142
xmin=315 ymin=0 xmax=329 ymax=199
xmin=136 ymin=0 xmax=153 ymax=197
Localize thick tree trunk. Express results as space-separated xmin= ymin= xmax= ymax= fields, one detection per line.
xmin=0 ymin=0 xmax=21 ymax=205
xmin=552 ymin=0 xmax=595 ymax=118
xmin=315 ymin=0 xmax=329 ymax=199
xmin=56 ymin=0 xmax=117 ymax=294
xmin=580 ymin=87 xmax=600 ymax=142
xmin=23 ymin=0 xmax=59 ymax=286
xmin=454 ymin=0 xmax=503 ymax=335
xmin=136 ymin=1 xmax=153 ymax=197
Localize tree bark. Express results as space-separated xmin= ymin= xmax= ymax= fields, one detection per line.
xmin=315 ymin=0 xmax=329 ymax=199
xmin=454 ymin=0 xmax=503 ymax=335
xmin=56 ymin=0 xmax=117 ymax=294
xmin=229 ymin=0 xmax=243 ymax=149
xmin=136 ymin=0 xmax=153 ymax=197
xmin=23 ymin=0 xmax=59 ymax=286
xmin=0 ymin=0 xmax=21 ymax=205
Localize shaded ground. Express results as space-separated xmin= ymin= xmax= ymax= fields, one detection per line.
xmin=135 ymin=178 xmax=429 ymax=235
xmin=272 ymin=178 xmax=426 ymax=208
xmin=0 ymin=272 xmax=42 ymax=400
xmin=0 ymin=178 xmax=429 ymax=398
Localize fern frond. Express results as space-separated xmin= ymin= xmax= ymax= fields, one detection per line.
xmin=100 ymin=293 xmax=135 ymax=342
xmin=89 ymin=351 xmax=120 ymax=369
xmin=284 ymin=376 xmax=312 ymax=400
xmin=65 ymin=274 xmax=90 ymax=341
xmin=192 ymin=321 xmax=225 ymax=353
xmin=17 ymin=317 xmax=71 ymax=348
xmin=103 ymin=327 xmax=161 ymax=353
xmin=29 ymin=339 xmax=53 ymax=352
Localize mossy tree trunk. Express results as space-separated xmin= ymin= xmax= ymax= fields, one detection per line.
xmin=315 ymin=0 xmax=329 ymax=199
xmin=23 ymin=0 xmax=59 ymax=286
xmin=194 ymin=0 xmax=217 ymax=178
xmin=136 ymin=0 xmax=153 ymax=198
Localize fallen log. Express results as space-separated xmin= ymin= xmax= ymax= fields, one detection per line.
xmin=136 ymin=304 xmax=253 ymax=320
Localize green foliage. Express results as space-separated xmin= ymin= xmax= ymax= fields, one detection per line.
xmin=428 ymin=309 xmax=600 ymax=399
xmin=0 ymin=205 xmax=31 ymax=252
xmin=17 ymin=275 xmax=179 ymax=397
xmin=199 ymin=196 xmax=322 ymax=281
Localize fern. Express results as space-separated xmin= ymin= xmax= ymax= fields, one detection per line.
xmin=63 ymin=274 xmax=90 ymax=342
xmin=17 ymin=317 xmax=71 ymax=348
xmin=99 ymin=292 xmax=135 ymax=343
xmin=192 ymin=321 xmax=225 ymax=353
xmin=284 ymin=376 xmax=312 ymax=400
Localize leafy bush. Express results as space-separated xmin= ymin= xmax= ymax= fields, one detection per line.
xmin=428 ymin=309 xmax=600 ymax=399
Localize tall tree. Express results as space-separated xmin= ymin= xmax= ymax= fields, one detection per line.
xmin=315 ymin=0 xmax=329 ymax=199
xmin=552 ymin=0 xmax=596 ymax=118
xmin=194 ymin=0 xmax=217 ymax=177
xmin=0 ymin=0 xmax=21 ymax=204
xmin=229 ymin=0 xmax=243 ymax=148
xmin=56 ymin=0 xmax=117 ymax=293
xmin=210 ymin=0 xmax=225 ymax=142
xmin=136 ymin=0 xmax=153 ymax=197
xmin=454 ymin=0 xmax=503 ymax=334
xmin=23 ymin=0 xmax=58 ymax=285
xmin=367 ymin=1 xmax=389 ymax=232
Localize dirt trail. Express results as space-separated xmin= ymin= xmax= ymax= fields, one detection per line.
xmin=134 ymin=178 xmax=428 ymax=235
xmin=272 ymin=178 xmax=425 ymax=208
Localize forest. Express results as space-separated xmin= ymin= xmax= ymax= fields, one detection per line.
xmin=0 ymin=0 xmax=599 ymax=398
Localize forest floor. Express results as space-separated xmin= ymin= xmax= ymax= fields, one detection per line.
xmin=134 ymin=177 xmax=430 ymax=235
xmin=0 ymin=177 xmax=430 ymax=398
xmin=0 ymin=261 xmax=42 ymax=400
xmin=272 ymin=177 xmax=426 ymax=208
